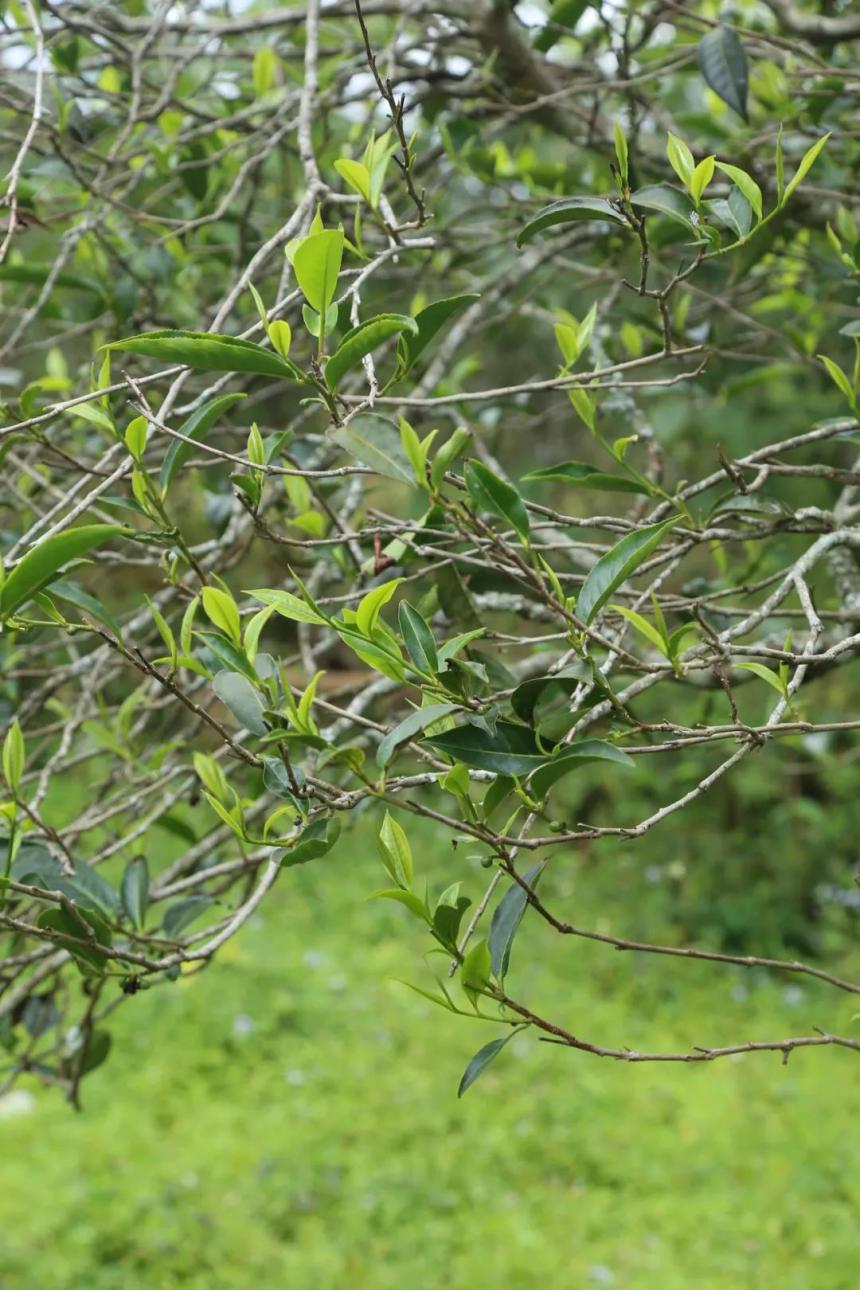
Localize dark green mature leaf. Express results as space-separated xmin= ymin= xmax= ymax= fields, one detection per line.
xmin=212 ymin=671 xmax=267 ymax=735
xmin=80 ymin=1030 xmax=112 ymax=1076
xmin=0 ymin=263 xmax=104 ymax=293
xmin=377 ymin=702 xmax=459 ymax=767
xmin=163 ymin=895 xmax=213 ymax=938
xmin=529 ymin=740 xmax=633 ymax=797
xmin=324 ymin=314 xmax=417 ymax=389
xmin=105 ymin=330 xmax=302 ymax=381
xmin=38 ymin=906 xmax=111 ymax=975
xmin=398 ymin=601 xmax=439 ymax=674
xmin=12 ymin=849 xmax=119 ymax=920
xmin=426 ymin=720 xmax=548 ymax=776
xmin=120 ymin=857 xmax=149 ymax=930
xmin=510 ymin=666 xmax=590 ymax=725
xmin=698 ymin=25 xmax=748 ymax=122
xmin=523 ymin=460 xmax=649 ymax=494
xmin=465 ymin=459 xmax=530 ymax=541
xmin=160 ymin=392 xmax=246 ymax=493
xmin=576 ymin=518 xmax=677 ymax=625
xmin=517 ymin=196 xmax=628 ymax=246
xmin=532 ymin=0 xmax=589 ymax=53
xmin=333 ymin=414 xmax=414 ymax=483
xmin=630 ymin=185 xmax=694 ymax=229
xmin=489 ymin=862 xmax=545 ymax=979
xmin=0 ymin=525 xmax=125 ymax=619
xmin=458 ymin=1032 xmax=516 ymax=1097
xmin=395 ymin=293 xmax=480 ymax=377
xmin=280 ymin=815 xmax=341 ymax=867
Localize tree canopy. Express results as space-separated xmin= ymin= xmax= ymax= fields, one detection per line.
xmin=1 ymin=0 xmax=860 ymax=1103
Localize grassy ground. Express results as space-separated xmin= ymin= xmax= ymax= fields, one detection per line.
xmin=1 ymin=820 xmax=858 ymax=1289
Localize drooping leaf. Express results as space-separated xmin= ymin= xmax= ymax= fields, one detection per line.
xmin=465 ymin=459 xmax=530 ymax=541
xmin=38 ymin=906 xmax=111 ymax=975
xmin=160 ymin=393 xmax=246 ymax=493
xmin=432 ymin=882 xmax=471 ymax=949
xmin=528 ymin=740 xmax=633 ymax=798
xmin=120 ymin=856 xmax=149 ymax=930
xmin=576 ymin=518 xmax=677 ymax=625
xmin=523 ymin=460 xmax=650 ymax=494
xmin=510 ymin=666 xmax=590 ymax=725
xmin=0 ymin=525 xmax=126 ymax=620
xmin=333 ymin=414 xmax=414 ymax=483
xmin=630 ymin=185 xmax=694 ymax=229
xmin=79 ymin=1030 xmax=112 ymax=1076
xmin=280 ymin=815 xmax=341 ymax=867
xmin=105 ymin=330 xmax=302 ymax=381
xmin=212 ymin=671 xmax=267 ymax=735
xmin=395 ymin=293 xmax=480 ymax=377
xmin=517 ymin=196 xmax=628 ymax=247
xmin=324 ymin=314 xmax=417 ymax=389
xmin=532 ymin=0 xmax=589 ymax=53
xmin=377 ymin=702 xmax=460 ymax=767
xmin=457 ymin=1032 xmax=517 ymax=1097
xmin=489 ymin=862 xmax=545 ymax=979
xmin=163 ymin=895 xmax=213 ymax=938
xmin=698 ymin=25 xmax=748 ymax=122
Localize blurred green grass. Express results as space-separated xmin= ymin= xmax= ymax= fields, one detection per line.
xmin=1 ymin=819 xmax=858 ymax=1290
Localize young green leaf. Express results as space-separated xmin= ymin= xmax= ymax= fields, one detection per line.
xmin=576 ymin=519 xmax=677 ymax=626
xmin=666 ymin=134 xmax=695 ymax=190
xmin=690 ymin=155 xmax=716 ymax=205
xmin=160 ymin=392 xmax=246 ymax=494
xmin=334 ymin=158 xmax=373 ymax=205
xmin=818 ymin=355 xmax=857 ymax=410
xmin=2 ymin=720 xmax=25 ymax=793
xmin=523 ymin=460 xmax=649 ymax=494
xmin=395 ymin=294 xmax=480 ymax=379
xmin=782 ymin=133 xmax=830 ymax=206
xmin=378 ymin=811 xmax=413 ymax=889
xmin=247 ymin=588 xmax=327 ymax=626
xmin=715 ymin=162 xmax=762 ymax=222
xmin=201 ymin=586 xmax=241 ymax=645
xmin=613 ymin=121 xmax=628 ymax=185
xmin=0 ymin=525 xmax=125 ymax=620
xmin=736 ymin=661 xmax=788 ymax=697
xmin=105 ymin=331 xmax=302 ymax=381
xmin=324 ymin=314 xmax=417 ymax=389
xmin=292 ymin=229 xmax=344 ymax=314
